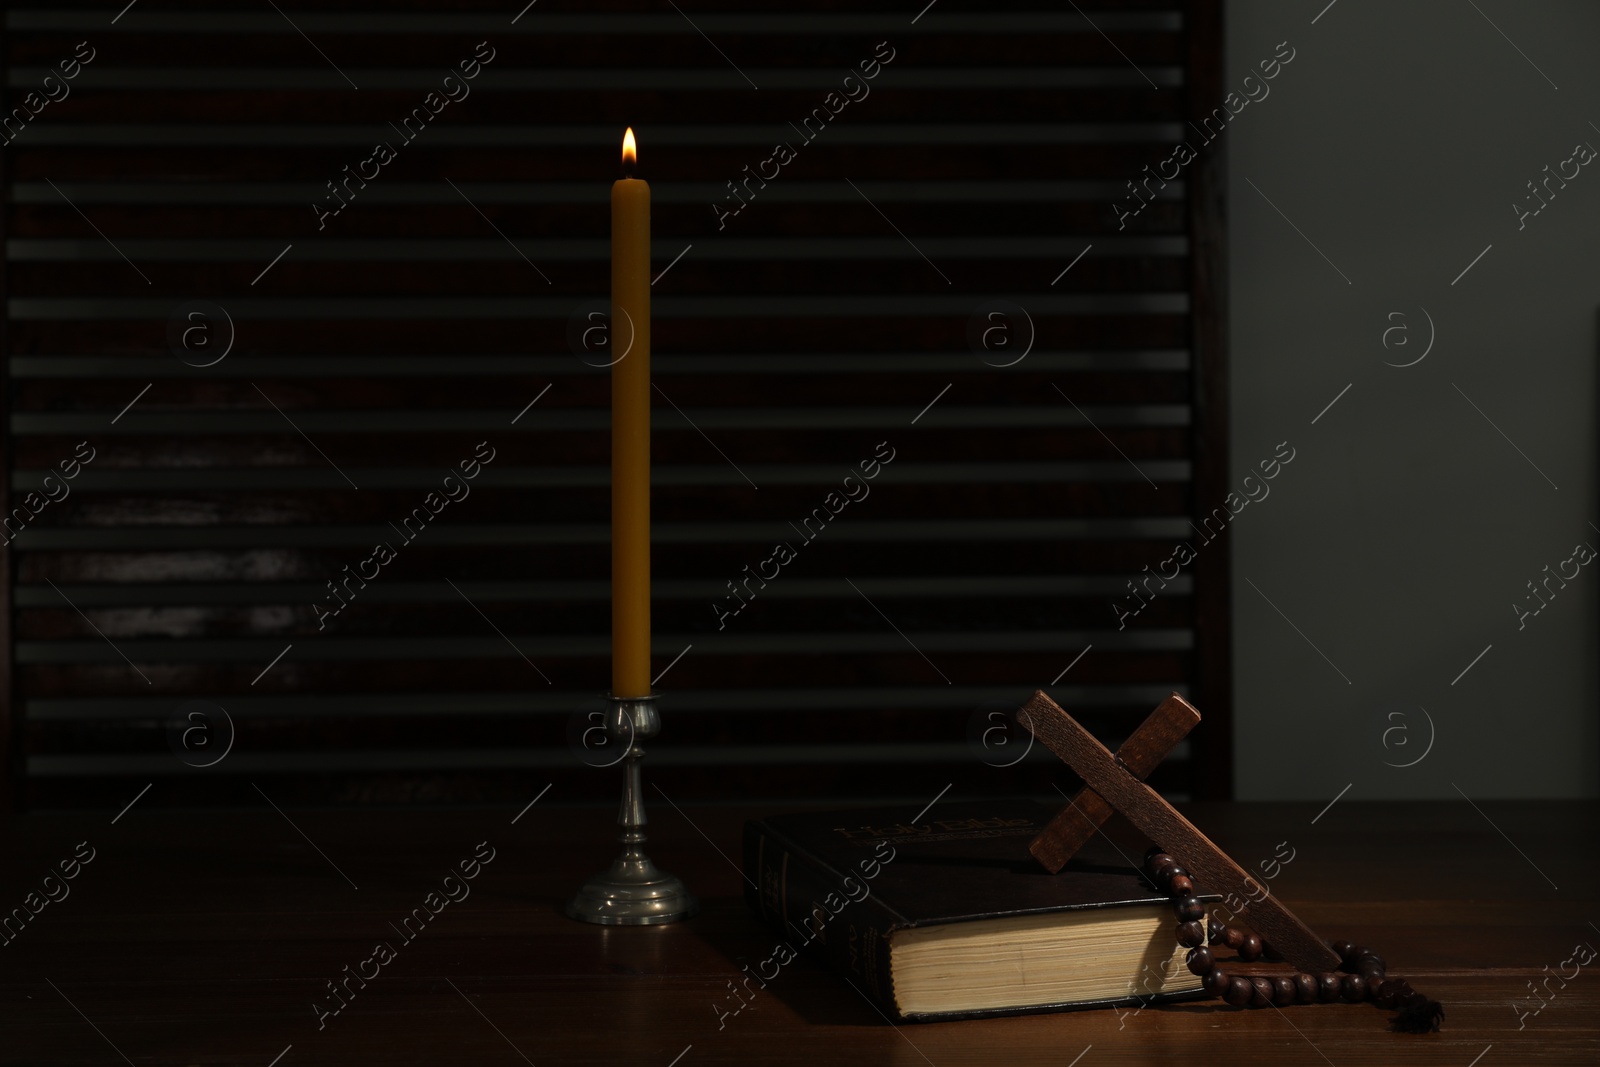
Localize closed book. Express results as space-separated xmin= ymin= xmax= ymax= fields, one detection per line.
xmin=742 ymin=799 xmax=1209 ymax=1023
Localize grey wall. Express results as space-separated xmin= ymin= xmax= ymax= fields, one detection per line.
xmin=1226 ymin=1 xmax=1599 ymax=799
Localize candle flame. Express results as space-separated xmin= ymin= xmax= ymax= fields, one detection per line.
xmin=622 ymin=127 xmax=637 ymax=172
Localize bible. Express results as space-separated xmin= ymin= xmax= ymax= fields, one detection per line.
xmin=742 ymin=799 xmax=1210 ymax=1022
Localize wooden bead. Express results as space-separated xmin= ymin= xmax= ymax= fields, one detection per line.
xmin=1169 ymin=874 xmax=1194 ymax=896
xmin=1331 ymin=938 xmax=1356 ymax=961
xmin=1222 ymin=925 xmax=1247 ymax=950
xmin=1186 ymin=946 xmax=1214 ymax=977
xmin=1294 ymin=972 xmax=1318 ymax=1004
xmin=1271 ymin=976 xmax=1297 ymax=1006
xmin=1249 ymin=977 xmax=1274 ymax=1009
xmin=1224 ymin=976 xmax=1254 ymax=1006
xmin=1340 ymin=974 xmax=1367 ymax=1002
xmin=1203 ymin=968 xmax=1231 ymax=997
xmin=1316 ymin=972 xmax=1342 ymax=1002
xmin=1359 ymin=962 xmax=1385 ymax=984
xmin=1207 ymin=916 xmax=1225 ymax=940
xmin=1144 ymin=846 xmax=1167 ymax=864
xmin=1175 ymin=896 xmax=1205 ymax=922
xmin=1237 ymin=933 xmax=1263 ymax=962
xmin=1176 ymin=920 xmax=1206 ymax=947
xmin=1360 ymin=953 xmax=1386 ymax=973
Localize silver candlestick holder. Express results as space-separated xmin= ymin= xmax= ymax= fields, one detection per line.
xmin=566 ymin=692 xmax=698 ymax=925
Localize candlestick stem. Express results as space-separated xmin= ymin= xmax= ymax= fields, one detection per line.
xmin=566 ymin=693 xmax=697 ymax=925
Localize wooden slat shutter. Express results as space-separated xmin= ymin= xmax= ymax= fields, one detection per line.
xmin=1 ymin=0 xmax=1229 ymax=809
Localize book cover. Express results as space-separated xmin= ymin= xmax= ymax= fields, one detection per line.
xmin=742 ymin=798 xmax=1209 ymax=1022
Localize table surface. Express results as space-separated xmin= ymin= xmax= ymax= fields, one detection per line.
xmin=1 ymin=797 xmax=1595 ymax=1066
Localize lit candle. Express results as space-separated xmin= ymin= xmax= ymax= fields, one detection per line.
xmin=611 ymin=127 xmax=652 ymax=697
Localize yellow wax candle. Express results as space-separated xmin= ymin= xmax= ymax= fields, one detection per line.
xmin=611 ymin=127 xmax=652 ymax=697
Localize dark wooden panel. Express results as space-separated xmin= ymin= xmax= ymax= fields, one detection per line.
xmin=2 ymin=0 xmax=1225 ymax=809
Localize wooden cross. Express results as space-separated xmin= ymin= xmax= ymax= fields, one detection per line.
xmin=1020 ymin=689 xmax=1341 ymax=973
xmin=1027 ymin=692 xmax=1202 ymax=873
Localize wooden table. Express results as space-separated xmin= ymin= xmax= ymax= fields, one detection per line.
xmin=2 ymin=798 xmax=1595 ymax=1065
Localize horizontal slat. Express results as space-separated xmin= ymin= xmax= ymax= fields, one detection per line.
xmin=7 ymin=237 xmax=1188 ymax=260
xmin=21 ymin=713 xmax=1193 ymax=762
xmin=18 ymin=766 xmax=1197 ymax=812
xmin=8 ymin=179 xmax=1186 ymax=204
xmin=9 ymin=12 xmax=1184 ymax=33
xmin=8 ymin=316 xmax=1192 ymax=356
xmin=8 ymin=517 xmax=1202 ymax=549
xmin=7 ymin=204 xmax=1187 ymax=241
xmin=8 ymin=260 xmax=1187 ymax=299
xmin=13 ymin=574 xmax=1193 ymax=607
xmin=4 ymin=143 xmax=1190 ymax=179
xmin=8 ymin=0 xmax=1187 ymax=13
xmin=16 ymin=599 xmax=1194 ymax=641
xmin=15 ymin=629 xmax=1191 ymax=660
xmin=20 ymin=745 xmax=1072 ymax=775
xmin=16 ymin=576 xmax=1200 ymax=651
xmin=11 ymin=123 xmax=1191 ymax=146
xmin=10 ymin=349 xmax=1192 ymax=376
xmin=24 ymin=741 xmax=1189 ymax=778
xmin=10 ymin=297 xmax=1192 ymax=320
xmin=7 ymin=67 xmax=1186 ymax=90
xmin=13 ymin=370 xmax=1190 ymax=409
xmin=10 ymin=485 xmax=1195 ymax=528
xmin=12 ymin=402 xmax=1192 ymax=431
xmin=19 ymin=537 xmax=1203 ymax=581
xmin=14 ymin=650 xmax=1196 ymax=695
xmin=12 ymin=460 xmax=1190 ymax=489
xmin=8 ymin=38 xmax=1186 ymax=75
xmin=12 ymin=427 xmax=1195 ymax=466
xmin=29 ymin=89 xmax=1188 ymax=124
xmin=24 ymin=683 xmax=1185 ymax=718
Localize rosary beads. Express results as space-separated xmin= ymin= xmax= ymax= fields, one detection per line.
xmin=1144 ymin=847 xmax=1444 ymax=1032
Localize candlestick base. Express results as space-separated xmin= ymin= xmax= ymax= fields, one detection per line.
xmin=566 ymin=693 xmax=698 ymax=926
xmin=566 ymin=852 xmax=698 ymax=926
